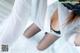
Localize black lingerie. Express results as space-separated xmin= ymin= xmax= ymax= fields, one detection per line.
xmin=51 ymin=26 xmax=61 ymax=34
xmin=62 ymin=3 xmax=80 ymax=16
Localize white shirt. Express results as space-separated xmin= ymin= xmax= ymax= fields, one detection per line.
xmin=53 ymin=2 xmax=80 ymax=53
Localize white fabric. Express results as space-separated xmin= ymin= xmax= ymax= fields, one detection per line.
xmin=0 ymin=0 xmax=80 ymax=53
xmin=0 ymin=0 xmax=47 ymax=46
xmin=44 ymin=2 xmax=80 ymax=53
xmin=55 ymin=2 xmax=80 ymax=53
xmin=44 ymin=2 xmax=61 ymax=37
xmin=58 ymin=3 xmax=80 ymax=41
xmin=44 ymin=2 xmax=58 ymax=32
xmin=0 ymin=0 xmax=31 ymax=45
xmin=32 ymin=0 xmax=47 ymax=29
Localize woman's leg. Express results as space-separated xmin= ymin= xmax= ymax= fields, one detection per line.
xmin=37 ymin=32 xmax=60 ymax=50
xmin=23 ymin=23 xmax=41 ymax=38
xmin=23 ymin=0 xmax=47 ymax=38
xmin=37 ymin=9 xmax=60 ymax=50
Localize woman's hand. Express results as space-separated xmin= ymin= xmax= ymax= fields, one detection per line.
xmin=74 ymin=33 xmax=80 ymax=46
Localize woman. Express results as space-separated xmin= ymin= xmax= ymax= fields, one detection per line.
xmin=37 ymin=1 xmax=80 ymax=52
xmin=59 ymin=2 xmax=80 ymax=45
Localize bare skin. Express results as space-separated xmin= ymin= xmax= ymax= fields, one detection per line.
xmin=50 ymin=9 xmax=59 ymax=30
xmin=72 ymin=1 xmax=80 ymax=46
xmin=69 ymin=14 xmax=80 ymax=46
xmin=74 ymin=32 xmax=80 ymax=46
xmin=23 ymin=23 xmax=41 ymax=38
xmin=74 ymin=35 xmax=80 ymax=46
xmin=37 ymin=32 xmax=59 ymax=50
xmin=37 ymin=9 xmax=60 ymax=51
xmin=37 ymin=2 xmax=80 ymax=50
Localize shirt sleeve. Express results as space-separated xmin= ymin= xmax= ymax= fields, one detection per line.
xmin=0 ymin=0 xmax=31 ymax=46
xmin=44 ymin=2 xmax=58 ymax=33
xmin=32 ymin=0 xmax=47 ymax=29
